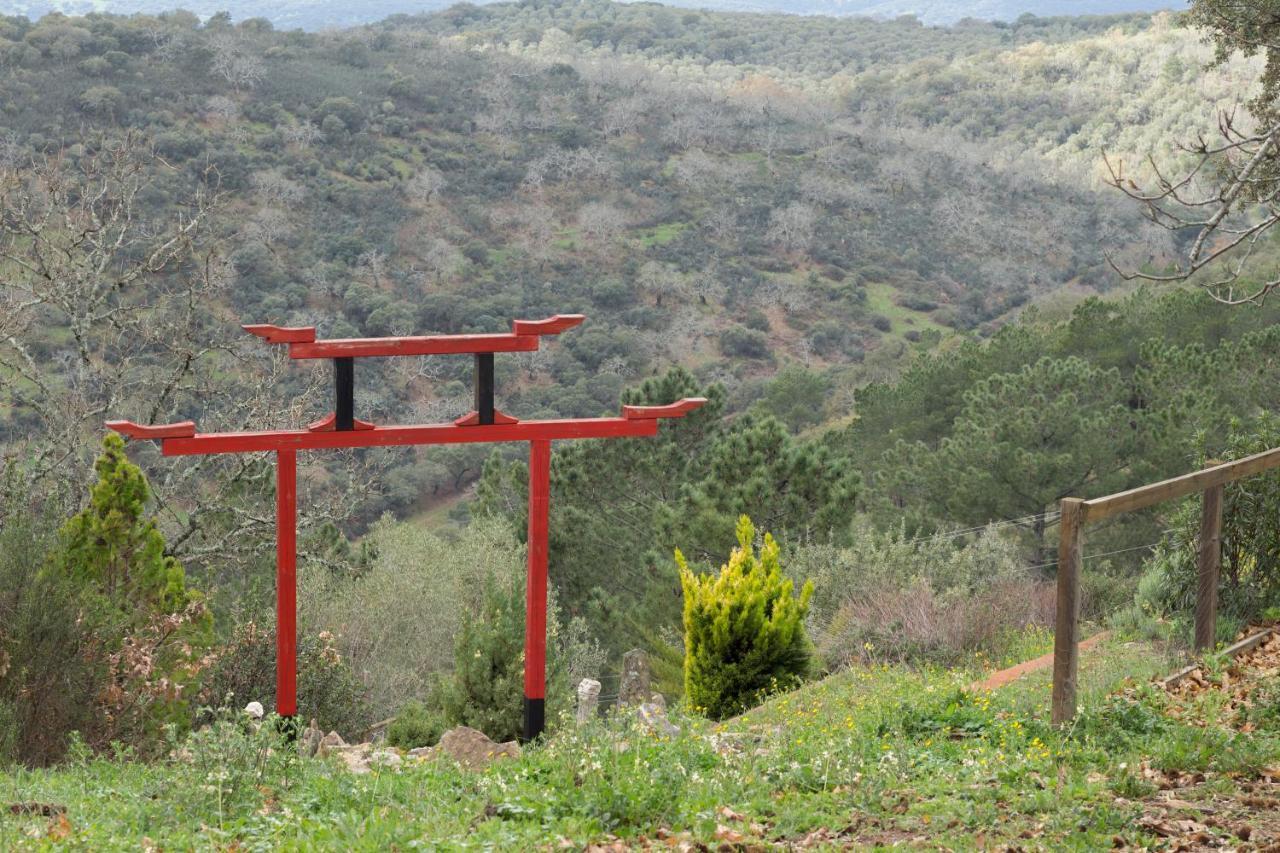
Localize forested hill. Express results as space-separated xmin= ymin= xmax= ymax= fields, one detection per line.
xmin=0 ymin=4 xmax=1253 ymax=509
xmin=0 ymin=0 xmax=1185 ymax=28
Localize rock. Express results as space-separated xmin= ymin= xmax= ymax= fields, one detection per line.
xmin=649 ymin=692 xmax=666 ymax=712
xmin=318 ymin=730 xmax=347 ymax=757
xmin=576 ymin=678 xmax=602 ymax=725
xmin=243 ymin=701 xmax=265 ymax=720
xmin=298 ymin=718 xmax=323 ymax=758
xmin=408 ymin=745 xmax=437 ymax=760
xmin=321 ymin=741 xmax=382 ymax=773
xmin=368 ymin=749 xmax=402 ymax=769
xmin=619 ymin=649 xmax=652 ymax=706
xmin=638 ymin=701 xmax=679 ymax=737
xmin=336 ymin=748 xmax=371 ymax=774
xmin=707 ymin=732 xmax=742 ymax=756
xmin=436 ymin=726 xmax=521 ymax=770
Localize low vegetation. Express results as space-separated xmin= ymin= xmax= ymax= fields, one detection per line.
xmin=5 ymin=631 xmax=1278 ymax=849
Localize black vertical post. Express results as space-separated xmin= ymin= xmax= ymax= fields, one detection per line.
xmin=335 ymin=357 xmax=354 ymax=431
xmin=474 ymin=353 xmax=495 ymax=425
xmin=523 ymin=699 xmax=545 ymax=745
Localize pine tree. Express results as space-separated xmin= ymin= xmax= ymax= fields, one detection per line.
xmin=48 ymin=434 xmax=210 ymax=750
xmin=678 ymin=515 xmax=813 ymax=720
xmin=57 ymin=433 xmax=192 ymax=616
xmin=433 ymin=571 xmax=527 ymax=742
xmin=430 ymin=570 xmax=570 ymax=742
xmin=680 ymin=413 xmax=859 ymax=562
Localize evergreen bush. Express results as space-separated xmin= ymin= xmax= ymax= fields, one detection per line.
xmin=387 ymin=701 xmax=448 ymax=749
xmin=430 ymin=570 xmax=531 ymax=743
xmin=677 ymin=515 xmax=813 ymax=719
xmin=0 ymin=438 xmax=211 ymax=764
xmin=1139 ymin=414 xmax=1280 ymax=628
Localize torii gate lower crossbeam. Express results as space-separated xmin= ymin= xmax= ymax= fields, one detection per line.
xmin=108 ymin=314 xmax=703 ymax=742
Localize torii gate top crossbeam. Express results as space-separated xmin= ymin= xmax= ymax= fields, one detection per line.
xmin=243 ymin=314 xmax=584 ymax=359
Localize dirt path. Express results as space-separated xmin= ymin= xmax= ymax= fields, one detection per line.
xmin=968 ymin=631 xmax=1112 ymax=692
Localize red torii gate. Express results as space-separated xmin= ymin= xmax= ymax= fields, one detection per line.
xmin=107 ymin=314 xmax=704 ymax=741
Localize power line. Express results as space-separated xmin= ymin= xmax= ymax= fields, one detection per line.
xmin=1025 ymin=537 xmax=1170 ymax=572
xmin=900 ymin=511 xmax=1063 ymax=546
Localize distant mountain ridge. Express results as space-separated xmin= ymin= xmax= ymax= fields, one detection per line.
xmin=1 ymin=0 xmax=1185 ymax=28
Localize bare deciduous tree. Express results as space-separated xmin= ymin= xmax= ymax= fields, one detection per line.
xmin=577 ymin=201 xmax=628 ymax=245
xmin=766 ymin=202 xmax=818 ymax=252
xmin=244 ymin=206 xmax=294 ymax=247
xmin=406 ymin=166 xmax=447 ymax=205
xmin=1105 ymin=113 xmax=1280 ymax=304
xmin=250 ymin=169 xmax=305 ymax=206
xmin=636 ymin=260 xmax=688 ymax=307
xmin=419 ymin=237 xmax=464 ymax=285
xmin=204 ymin=95 xmax=240 ymax=123
xmin=282 ymin=121 xmax=322 ymax=149
xmin=209 ymin=33 xmax=265 ymax=91
xmin=0 ymin=134 xmax=375 ymax=574
xmin=1105 ymin=0 xmax=1280 ymax=304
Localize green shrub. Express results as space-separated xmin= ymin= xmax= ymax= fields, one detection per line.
xmin=792 ymin=522 xmax=1052 ymax=668
xmin=197 ymin=620 xmax=371 ymax=739
xmin=0 ymin=442 xmax=212 ymax=765
xmin=298 ymin=517 xmax=528 ymax=720
xmin=718 ymin=326 xmax=771 ymax=360
xmin=167 ymin=707 xmax=295 ymax=831
xmin=1140 ymin=413 xmax=1280 ymax=625
xmin=0 ymin=488 xmax=104 ymax=766
xmin=677 ymin=515 xmax=814 ymax=719
xmin=429 ymin=569 xmax=535 ymax=743
xmin=387 ymin=701 xmax=447 ymax=749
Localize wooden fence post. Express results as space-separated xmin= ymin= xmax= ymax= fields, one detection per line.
xmin=1194 ymin=479 xmax=1224 ymax=652
xmin=1052 ymin=497 xmax=1085 ymax=726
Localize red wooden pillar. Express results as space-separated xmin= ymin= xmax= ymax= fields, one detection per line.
xmin=523 ymin=439 xmax=551 ymax=742
xmin=276 ymin=449 xmax=298 ymax=720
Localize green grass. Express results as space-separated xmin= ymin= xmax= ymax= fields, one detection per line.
xmin=2 ymin=634 xmax=1276 ymax=849
xmin=635 ymin=221 xmax=689 ymax=247
xmin=865 ymin=281 xmax=949 ymax=336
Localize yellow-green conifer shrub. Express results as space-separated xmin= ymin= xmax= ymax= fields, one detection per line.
xmin=677 ymin=515 xmax=814 ymax=719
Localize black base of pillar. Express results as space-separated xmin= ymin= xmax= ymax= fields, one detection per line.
xmin=522 ymin=697 xmax=545 ymax=744
xmin=276 ymin=714 xmax=298 ymax=743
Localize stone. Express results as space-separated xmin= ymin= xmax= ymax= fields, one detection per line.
xmin=619 ymin=648 xmax=652 ymax=706
xmin=336 ymin=748 xmax=371 ymax=774
xmin=408 ymin=745 xmax=437 ymax=759
xmin=637 ymin=701 xmax=679 ymax=738
xmin=707 ymin=732 xmax=742 ymax=756
xmin=576 ymin=678 xmax=602 ymax=725
xmin=243 ymin=701 xmax=265 ymax=720
xmin=298 ymin=718 xmax=323 ymax=758
xmin=368 ymin=749 xmax=402 ymax=769
xmin=649 ymin=692 xmax=666 ymax=712
xmin=436 ymin=726 xmax=521 ymax=770
xmin=317 ymin=730 xmax=347 ymax=757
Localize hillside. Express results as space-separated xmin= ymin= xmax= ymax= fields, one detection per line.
xmin=0 ymin=0 xmax=1187 ymax=28
xmin=5 ymin=629 xmax=1280 ymax=848
xmin=0 ymin=6 xmax=1213 ymax=496
xmin=0 ymin=5 xmax=1235 ymax=435
xmin=0 ymin=1 xmax=1268 ymax=642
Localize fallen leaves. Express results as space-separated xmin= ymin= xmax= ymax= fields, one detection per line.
xmin=1161 ymin=629 xmax=1280 ymax=733
xmin=46 ymin=813 xmax=72 ymax=842
xmin=7 ymin=802 xmax=66 ymax=817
